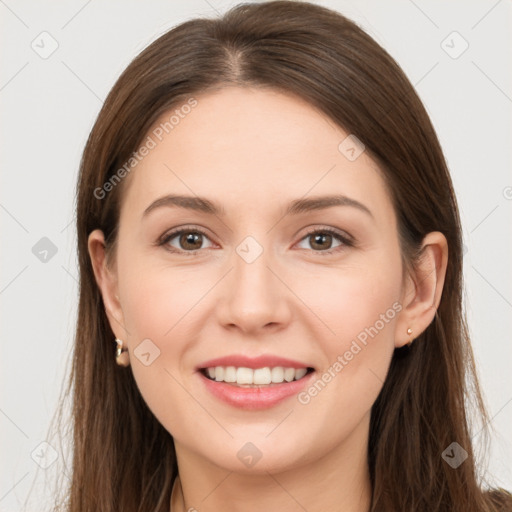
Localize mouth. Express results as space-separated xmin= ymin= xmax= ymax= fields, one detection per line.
xmin=197 ymin=364 xmax=316 ymax=410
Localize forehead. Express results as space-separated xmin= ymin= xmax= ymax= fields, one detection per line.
xmin=120 ymin=86 xmax=394 ymax=223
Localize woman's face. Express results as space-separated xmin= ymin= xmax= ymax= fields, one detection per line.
xmin=97 ymin=86 xmax=414 ymax=474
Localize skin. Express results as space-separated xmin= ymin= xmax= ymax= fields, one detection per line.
xmin=89 ymin=86 xmax=448 ymax=512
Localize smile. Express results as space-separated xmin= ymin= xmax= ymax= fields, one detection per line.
xmin=197 ymin=361 xmax=315 ymax=410
xmin=201 ymin=366 xmax=313 ymax=386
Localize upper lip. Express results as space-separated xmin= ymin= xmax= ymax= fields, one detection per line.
xmin=196 ymin=354 xmax=314 ymax=370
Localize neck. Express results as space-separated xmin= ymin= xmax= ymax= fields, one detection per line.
xmin=170 ymin=414 xmax=372 ymax=512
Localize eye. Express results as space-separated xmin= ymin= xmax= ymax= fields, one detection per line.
xmin=295 ymin=227 xmax=353 ymax=254
xmin=159 ymin=226 xmax=214 ymax=253
xmin=158 ymin=225 xmax=353 ymax=255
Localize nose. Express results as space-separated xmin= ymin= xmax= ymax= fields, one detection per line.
xmin=216 ymin=241 xmax=292 ymax=335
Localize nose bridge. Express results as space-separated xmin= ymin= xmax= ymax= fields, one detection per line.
xmin=219 ymin=234 xmax=288 ymax=330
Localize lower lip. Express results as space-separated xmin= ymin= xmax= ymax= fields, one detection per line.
xmin=198 ymin=371 xmax=315 ymax=410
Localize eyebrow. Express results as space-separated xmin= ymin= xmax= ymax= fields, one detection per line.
xmin=142 ymin=194 xmax=373 ymax=219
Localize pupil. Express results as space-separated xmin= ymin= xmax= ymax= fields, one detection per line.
xmin=312 ymin=233 xmax=331 ymax=250
xmin=181 ymin=232 xmax=201 ymax=249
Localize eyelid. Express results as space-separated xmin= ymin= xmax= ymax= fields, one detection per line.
xmin=299 ymin=225 xmax=354 ymax=245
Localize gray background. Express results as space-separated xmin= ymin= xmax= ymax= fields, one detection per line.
xmin=1 ymin=0 xmax=511 ymax=509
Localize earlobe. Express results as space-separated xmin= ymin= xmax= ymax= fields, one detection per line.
xmin=87 ymin=229 xmax=128 ymax=342
xmin=395 ymin=231 xmax=448 ymax=348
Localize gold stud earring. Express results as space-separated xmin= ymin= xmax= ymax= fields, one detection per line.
xmin=115 ymin=338 xmax=129 ymax=366
xmin=115 ymin=338 xmax=124 ymax=357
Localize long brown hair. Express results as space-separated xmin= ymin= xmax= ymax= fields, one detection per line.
xmin=47 ymin=1 xmax=511 ymax=510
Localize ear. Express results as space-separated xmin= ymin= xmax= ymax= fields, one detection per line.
xmin=88 ymin=229 xmax=130 ymax=366
xmin=394 ymin=231 xmax=448 ymax=348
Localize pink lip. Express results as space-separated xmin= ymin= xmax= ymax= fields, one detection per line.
xmin=197 ymin=370 xmax=316 ymax=410
xmin=196 ymin=354 xmax=313 ymax=370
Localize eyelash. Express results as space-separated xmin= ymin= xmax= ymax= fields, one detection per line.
xmin=157 ymin=225 xmax=354 ymax=256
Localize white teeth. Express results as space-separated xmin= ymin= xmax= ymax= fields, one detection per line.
xmin=271 ymin=367 xmax=284 ymax=383
xmin=224 ymin=366 xmax=237 ymax=383
xmin=253 ymin=367 xmax=272 ymax=385
xmin=203 ymin=366 xmax=310 ymax=385
xmin=294 ymin=368 xmax=308 ymax=380
xmin=283 ymin=368 xmax=295 ymax=382
xmin=236 ymin=367 xmax=253 ymax=384
xmin=214 ymin=367 xmax=224 ymax=382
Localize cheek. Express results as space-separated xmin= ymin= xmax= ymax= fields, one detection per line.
xmin=294 ymin=257 xmax=401 ymax=413
xmin=119 ymin=258 xmax=207 ymax=341
xmin=296 ymin=255 xmax=402 ymax=349
xmin=116 ymin=258 xmax=228 ymax=432
xmin=331 ymin=276 xmax=400 ymax=352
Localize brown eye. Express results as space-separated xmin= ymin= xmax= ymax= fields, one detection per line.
xmin=178 ymin=232 xmax=204 ymax=250
xmin=161 ymin=228 xmax=214 ymax=252
xmin=296 ymin=228 xmax=352 ymax=254
xmin=309 ymin=232 xmax=335 ymax=251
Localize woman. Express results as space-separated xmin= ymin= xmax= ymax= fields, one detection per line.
xmin=54 ymin=1 xmax=512 ymax=510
